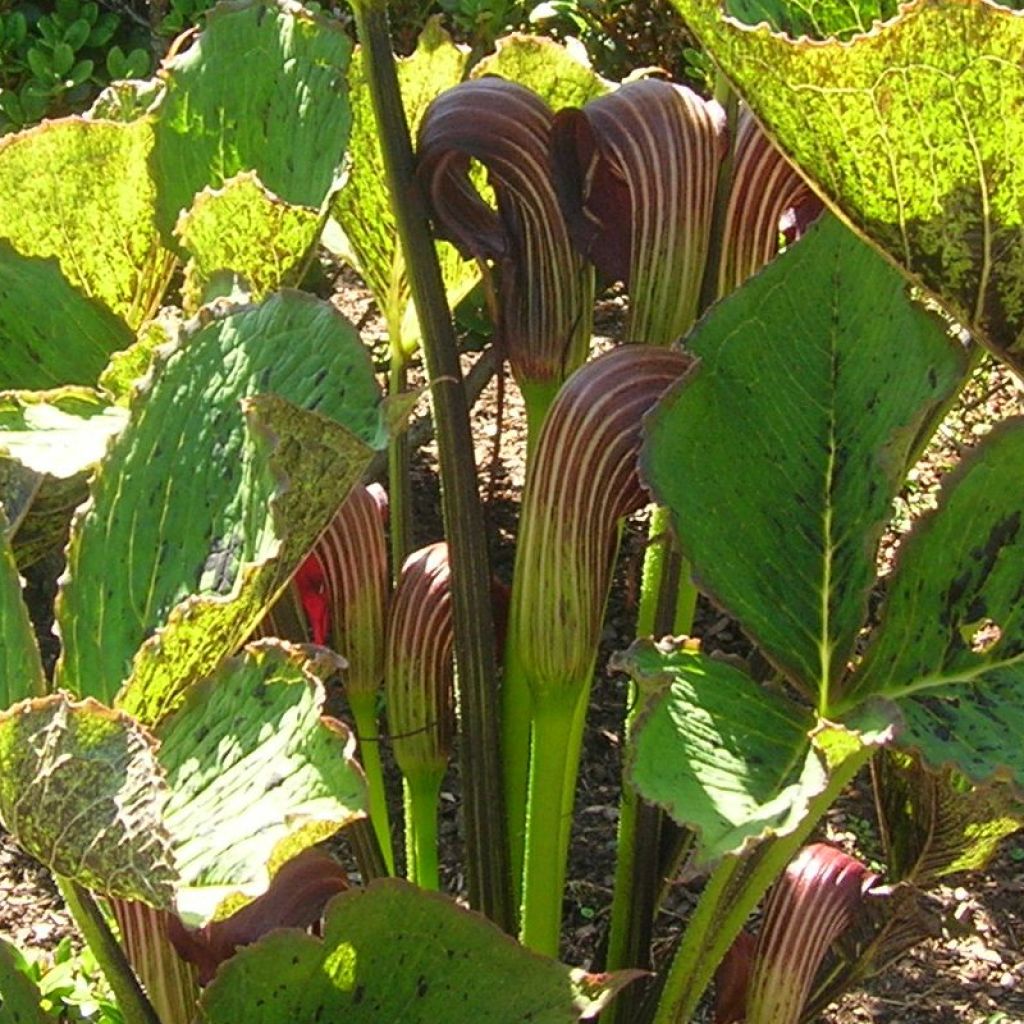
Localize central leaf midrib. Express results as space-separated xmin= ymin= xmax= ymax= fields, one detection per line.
xmin=818 ymin=271 xmax=841 ymax=715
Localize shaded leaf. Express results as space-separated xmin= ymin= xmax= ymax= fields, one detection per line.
xmin=668 ymin=0 xmax=1024 ymax=372
xmin=176 ymin=171 xmax=323 ymax=313
xmin=0 ymin=241 xmax=136 ymax=391
xmin=152 ymin=0 xmax=351 ymax=245
xmin=0 ymin=118 xmax=174 ymax=330
xmin=0 ymin=507 xmax=45 ymax=708
xmin=641 ymin=215 xmax=966 ymax=702
xmin=845 ymin=419 xmax=1024 ymax=790
xmin=199 ymin=879 xmax=637 ymax=1023
xmin=873 ymin=751 xmax=1022 ymax=885
xmin=56 ymin=292 xmax=383 ymax=724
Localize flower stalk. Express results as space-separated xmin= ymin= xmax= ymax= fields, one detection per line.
xmin=504 ymin=346 xmax=691 ymax=954
xmin=385 ymin=541 xmax=455 ymax=891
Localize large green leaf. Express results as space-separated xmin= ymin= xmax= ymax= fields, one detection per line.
xmin=667 ymin=0 xmax=1024 ymax=372
xmin=641 ymin=215 xmax=966 ymax=703
xmin=617 ymin=640 xmax=890 ymax=863
xmin=152 ymin=0 xmax=352 ymax=244
xmin=0 ymin=643 xmax=366 ymax=926
xmin=331 ymin=18 xmax=473 ymax=351
xmin=0 ymin=243 xmax=136 ymax=391
xmin=0 ymin=937 xmax=49 ymax=1024
xmin=199 ymin=879 xmax=634 ymax=1023
xmin=176 ymin=171 xmax=322 ymax=313
xmin=0 ymin=507 xmax=44 ymax=708
xmin=56 ymin=291 xmax=383 ymax=724
xmin=842 ymin=419 xmax=1024 ymax=790
xmin=0 ymin=119 xmax=173 ymax=330
xmin=0 ymin=389 xmax=126 ymax=569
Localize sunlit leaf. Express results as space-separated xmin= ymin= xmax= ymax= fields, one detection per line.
xmin=199 ymin=880 xmax=637 ymax=1022
xmin=176 ymin=171 xmax=322 ymax=313
xmin=622 ymin=642 xmax=875 ymax=864
xmin=57 ymin=292 xmax=384 ymax=725
xmin=642 ymin=215 xmax=966 ymax=702
xmin=668 ymin=0 xmax=1024 ymax=371
xmin=0 ymin=119 xmax=172 ymax=331
xmin=843 ymin=419 xmax=1024 ymax=791
xmin=152 ymin=0 xmax=351 ymax=245
xmin=0 ymin=643 xmax=366 ymax=926
xmin=0 ymin=936 xmax=51 ymax=1023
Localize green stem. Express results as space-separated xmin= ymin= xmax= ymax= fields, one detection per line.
xmin=403 ymin=767 xmax=443 ymax=890
xmin=57 ymin=880 xmax=162 ymax=1024
xmin=520 ymin=689 xmax=578 ymax=956
xmin=502 ymin=636 xmax=533 ymax=909
xmin=605 ymin=508 xmax=696 ymax=998
xmin=651 ymin=745 xmax=873 ymax=1024
xmin=350 ymin=691 xmax=395 ymax=875
xmin=351 ymin=0 xmax=512 ymax=931
xmin=519 ymin=377 xmax=560 ymax=458
xmin=557 ymin=683 xmax=590 ymax=871
xmin=387 ymin=353 xmax=412 ymax=578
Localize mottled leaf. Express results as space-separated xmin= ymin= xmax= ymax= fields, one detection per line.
xmin=332 ymin=18 xmax=474 ymax=353
xmin=176 ymin=171 xmax=322 ymax=314
xmin=0 ymin=695 xmax=176 ymax=906
xmin=152 ymin=0 xmax=351 ymax=245
xmin=641 ymin=215 xmax=967 ymax=703
xmin=0 ymin=119 xmax=173 ymax=329
xmin=97 ymin=312 xmax=178 ymax=407
xmin=57 ymin=292 xmax=383 ymax=724
xmin=0 ymin=242 xmax=136 ymax=391
xmin=156 ymin=641 xmax=364 ymax=926
xmin=199 ymin=880 xmax=636 ymax=1023
xmin=668 ymin=0 xmax=1024 ymax=371
xmin=0 ymin=507 xmax=44 ymax=708
xmin=843 ymin=419 xmax=1024 ymax=790
xmin=725 ymin=0 xmax=894 ymax=40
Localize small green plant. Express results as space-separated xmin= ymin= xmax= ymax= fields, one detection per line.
xmin=0 ymin=0 xmax=150 ymax=133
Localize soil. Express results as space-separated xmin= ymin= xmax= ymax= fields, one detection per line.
xmin=2 ymin=268 xmax=1023 ymax=1023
